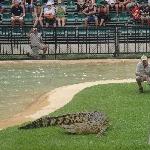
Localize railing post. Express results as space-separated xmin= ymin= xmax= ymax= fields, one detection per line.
xmin=114 ymin=26 xmax=120 ymax=57
xmin=54 ymin=27 xmax=57 ymax=60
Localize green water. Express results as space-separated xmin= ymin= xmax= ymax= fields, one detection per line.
xmin=0 ymin=61 xmax=136 ymax=120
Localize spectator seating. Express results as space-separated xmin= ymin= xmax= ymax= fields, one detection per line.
xmin=0 ymin=0 xmax=150 ymax=27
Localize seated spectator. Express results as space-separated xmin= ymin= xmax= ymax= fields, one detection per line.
xmin=105 ymin=0 xmax=117 ymax=14
xmin=97 ymin=4 xmax=108 ymax=26
xmin=44 ymin=1 xmax=56 ymax=27
xmin=140 ymin=5 xmax=150 ymax=25
xmin=11 ymin=0 xmax=24 ymax=27
xmin=126 ymin=0 xmax=136 ymax=12
xmin=47 ymin=0 xmax=54 ymax=3
xmin=33 ymin=1 xmax=43 ymax=27
xmin=24 ymin=0 xmax=34 ymax=13
xmin=116 ymin=0 xmax=130 ymax=15
xmin=130 ymin=3 xmax=141 ymax=21
xmin=82 ymin=0 xmax=98 ymax=27
xmin=77 ymin=0 xmax=86 ymax=12
xmin=12 ymin=0 xmax=25 ymax=16
xmin=0 ymin=0 xmax=5 ymax=23
xmin=56 ymin=1 xmax=66 ymax=26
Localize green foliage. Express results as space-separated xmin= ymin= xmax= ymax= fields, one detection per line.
xmin=0 ymin=83 xmax=150 ymax=150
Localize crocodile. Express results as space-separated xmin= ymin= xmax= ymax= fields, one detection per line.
xmin=19 ymin=111 xmax=109 ymax=135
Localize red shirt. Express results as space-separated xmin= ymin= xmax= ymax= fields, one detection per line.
xmin=131 ymin=6 xmax=141 ymax=20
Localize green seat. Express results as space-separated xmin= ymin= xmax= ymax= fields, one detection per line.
xmin=67 ymin=0 xmax=76 ymax=9
xmin=109 ymin=13 xmax=119 ymax=22
xmin=67 ymin=13 xmax=76 ymax=22
xmin=42 ymin=28 xmax=54 ymax=35
xmin=24 ymin=13 xmax=33 ymax=22
xmin=3 ymin=13 xmax=11 ymax=22
xmin=119 ymin=12 xmax=130 ymax=22
xmin=4 ymin=0 xmax=11 ymax=6
xmin=96 ymin=0 xmax=105 ymax=5
xmin=77 ymin=13 xmax=85 ymax=23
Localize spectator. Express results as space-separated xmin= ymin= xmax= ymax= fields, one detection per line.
xmin=33 ymin=1 xmax=43 ymax=27
xmin=135 ymin=55 xmax=150 ymax=93
xmin=24 ymin=0 xmax=34 ymax=13
xmin=12 ymin=0 xmax=25 ymax=15
xmin=77 ymin=0 xmax=86 ymax=12
xmin=105 ymin=0 xmax=117 ymax=15
xmin=56 ymin=1 xmax=66 ymax=26
xmin=82 ymin=0 xmax=98 ymax=27
xmin=44 ymin=1 xmax=56 ymax=27
xmin=11 ymin=0 xmax=24 ymax=27
xmin=140 ymin=4 xmax=150 ymax=25
xmin=131 ymin=3 xmax=141 ymax=21
xmin=126 ymin=0 xmax=136 ymax=12
xmin=0 ymin=0 xmax=5 ymax=23
xmin=97 ymin=4 xmax=108 ymax=26
xmin=116 ymin=0 xmax=130 ymax=15
xmin=27 ymin=28 xmax=48 ymax=59
xmin=47 ymin=0 xmax=54 ymax=3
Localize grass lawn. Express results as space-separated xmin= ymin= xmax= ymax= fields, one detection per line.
xmin=0 ymin=83 xmax=150 ymax=150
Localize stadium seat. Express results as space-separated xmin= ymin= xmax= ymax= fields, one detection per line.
xmin=96 ymin=0 xmax=105 ymax=5
xmin=3 ymin=13 xmax=11 ymax=22
xmin=77 ymin=13 xmax=85 ymax=24
xmin=3 ymin=0 xmax=11 ymax=8
xmin=67 ymin=0 xmax=76 ymax=9
xmin=119 ymin=12 xmax=130 ymax=22
xmin=67 ymin=13 xmax=77 ymax=25
xmin=109 ymin=13 xmax=119 ymax=22
xmin=24 ymin=13 xmax=33 ymax=23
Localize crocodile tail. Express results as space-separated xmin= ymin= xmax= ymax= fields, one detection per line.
xmin=19 ymin=116 xmax=57 ymax=129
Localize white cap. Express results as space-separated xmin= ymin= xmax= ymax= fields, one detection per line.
xmin=46 ymin=1 xmax=54 ymax=5
xmin=141 ymin=55 xmax=148 ymax=61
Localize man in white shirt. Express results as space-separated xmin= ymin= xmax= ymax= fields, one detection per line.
xmin=44 ymin=1 xmax=56 ymax=27
xmin=27 ymin=28 xmax=48 ymax=59
xmin=105 ymin=0 xmax=117 ymax=14
xmin=135 ymin=55 xmax=150 ymax=93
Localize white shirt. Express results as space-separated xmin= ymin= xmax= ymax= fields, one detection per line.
xmin=136 ymin=61 xmax=150 ymax=76
xmin=30 ymin=32 xmax=42 ymax=46
xmin=47 ymin=0 xmax=54 ymax=4
xmin=105 ymin=0 xmax=116 ymax=4
xmin=44 ymin=6 xmax=55 ymax=15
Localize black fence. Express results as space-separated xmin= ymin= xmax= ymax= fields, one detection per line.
xmin=0 ymin=25 xmax=150 ymax=59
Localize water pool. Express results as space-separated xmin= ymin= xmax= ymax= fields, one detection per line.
xmin=0 ymin=60 xmax=137 ymax=121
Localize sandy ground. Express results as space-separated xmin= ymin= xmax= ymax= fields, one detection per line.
xmin=0 ymin=78 xmax=135 ymax=130
xmin=0 ymin=59 xmax=138 ymax=65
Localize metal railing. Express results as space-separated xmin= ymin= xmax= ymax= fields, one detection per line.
xmin=0 ymin=25 xmax=150 ymax=59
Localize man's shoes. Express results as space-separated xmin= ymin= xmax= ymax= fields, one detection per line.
xmin=139 ymin=87 xmax=144 ymax=93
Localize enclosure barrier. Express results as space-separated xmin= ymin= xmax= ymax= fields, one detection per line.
xmin=0 ymin=25 xmax=150 ymax=59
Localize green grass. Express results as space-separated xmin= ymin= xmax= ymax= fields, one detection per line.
xmin=0 ymin=83 xmax=150 ymax=150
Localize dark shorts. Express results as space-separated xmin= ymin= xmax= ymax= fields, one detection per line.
xmin=97 ymin=14 xmax=107 ymax=21
xmin=87 ymin=15 xmax=97 ymax=22
xmin=45 ymin=17 xmax=56 ymax=25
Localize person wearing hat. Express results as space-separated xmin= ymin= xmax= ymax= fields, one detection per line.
xmin=135 ymin=55 xmax=150 ymax=93
xmin=33 ymin=1 xmax=44 ymax=27
xmin=27 ymin=28 xmax=48 ymax=59
xmin=44 ymin=1 xmax=56 ymax=27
